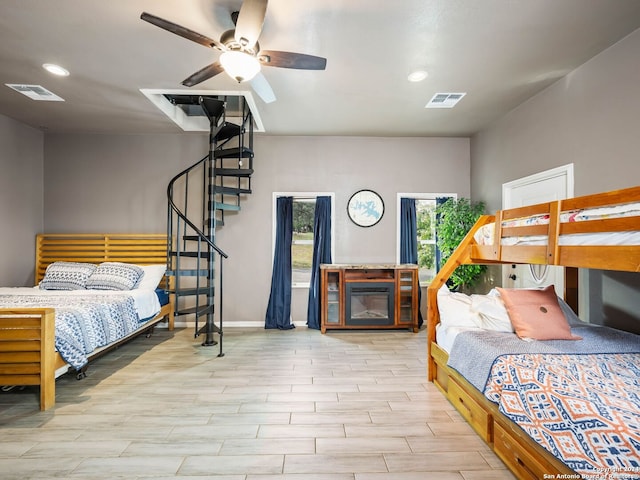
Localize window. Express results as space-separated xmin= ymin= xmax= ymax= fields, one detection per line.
xmin=416 ymin=198 xmax=437 ymax=284
xmin=292 ymin=197 xmax=316 ymax=286
xmin=397 ymin=193 xmax=455 ymax=285
xmin=273 ymin=193 xmax=335 ymax=288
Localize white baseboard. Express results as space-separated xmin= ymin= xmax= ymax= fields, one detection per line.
xmin=162 ymin=320 xmax=309 ymax=328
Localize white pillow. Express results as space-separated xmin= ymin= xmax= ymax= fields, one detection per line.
xmin=135 ymin=264 xmax=167 ymax=291
xmin=437 ymin=285 xmax=482 ymax=328
xmin=470 ymin=289 xmax=514 ymax=332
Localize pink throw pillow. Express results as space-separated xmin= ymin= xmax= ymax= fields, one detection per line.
xmin=496 ymin=285 xmax=582 ymax=341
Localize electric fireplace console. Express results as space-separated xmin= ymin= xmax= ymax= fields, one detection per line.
xmin=320 ymin=264 xmax=419 ymax=333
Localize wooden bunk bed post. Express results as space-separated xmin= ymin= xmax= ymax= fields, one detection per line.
xmin=426 ymin=214 xmax=495 ymax=381
xmin=546 ymin=200 xmax=560 ymax=265
xmin=493 ymin=210 xmax=503 ymax=260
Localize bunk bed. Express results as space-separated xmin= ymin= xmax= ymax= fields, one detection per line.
xmin=426 ymin=185 xmax=640 ymax=480
xmin=0 ymin=234 xmax=175 ymax=411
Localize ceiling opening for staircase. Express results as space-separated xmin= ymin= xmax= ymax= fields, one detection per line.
xmin=140 ymin=89 xmax=265 ymax=133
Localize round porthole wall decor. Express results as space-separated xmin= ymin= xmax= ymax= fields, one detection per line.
xmin=347 ymin=189 xmax=385 ymax=227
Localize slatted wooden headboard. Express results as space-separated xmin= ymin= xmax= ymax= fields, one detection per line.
xmin=36 ymin=234 xmax=169 ymax=286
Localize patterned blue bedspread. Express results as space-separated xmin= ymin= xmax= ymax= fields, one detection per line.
xmin=448 ymin=322 xmax=640 ymax=392
xmin=446 ymin=323 xmax=640 ymax=477
xmin=0 ymin=294 xmax=141 ymax=370
xmin=485 ymin=353 xmax=640 ymax=476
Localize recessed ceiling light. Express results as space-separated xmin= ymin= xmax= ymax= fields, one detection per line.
xmin=42 ymin=63 xmax=70 ymax=77
xmin=408 ymin=70 xmax=428 ymax=82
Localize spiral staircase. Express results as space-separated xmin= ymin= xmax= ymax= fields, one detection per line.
xmin=166 ymin=95 xmax=254 ymax=356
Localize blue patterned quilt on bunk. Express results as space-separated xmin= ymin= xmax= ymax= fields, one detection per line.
xmin=447 ymin=323 xmax=640 ymax=476
xmin=0 ymin=288 xmax=162 ymax=370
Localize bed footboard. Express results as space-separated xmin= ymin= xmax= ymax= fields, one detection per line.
xmin=1 ymin=304 xmax=173 ymax=411
xmin=0 ymin=309 xmax=56 ymax=411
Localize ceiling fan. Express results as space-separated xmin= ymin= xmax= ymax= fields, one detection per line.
xmin=141 ymin=0 xmax=327 ymax=104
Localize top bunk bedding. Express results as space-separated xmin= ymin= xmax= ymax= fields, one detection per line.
xmin=474 ymin=200 xmax=640 ymax=246
xmin=465 ymin=185 xmax=640 ymax=271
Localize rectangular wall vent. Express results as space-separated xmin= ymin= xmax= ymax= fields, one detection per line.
xmin=425 ymin=92 xmax=466 ymax=108
xmin=5 ymin=84 xmax=65 ymax=101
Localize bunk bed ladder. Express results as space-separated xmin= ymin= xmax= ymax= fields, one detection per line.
xmin=166 ymin=96 xmax=255 ymax=356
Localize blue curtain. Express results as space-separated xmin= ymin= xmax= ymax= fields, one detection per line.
xmin=306 ymin=196 xmax=332 ymax=330
xmin=400 ymin=198 xmax=423 ymax=327
xmin=265 ymin=196 xmax=295 ymax=330
xmin=400 ymin=198 xmax=418 ymax=264
xmin=435 ymin=196 xmax=449 ymax=272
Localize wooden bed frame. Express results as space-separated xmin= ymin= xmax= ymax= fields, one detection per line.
xmin=426 ymin=185 xmax=640 ymax=479
xmin=0 ymin=234 xmax=175 ymax=411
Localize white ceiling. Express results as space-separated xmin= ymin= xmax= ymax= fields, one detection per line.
xmin=1 ymin=0 xmax=640 ymax=136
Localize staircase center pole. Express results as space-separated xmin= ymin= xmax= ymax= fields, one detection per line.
xmin=202 ymin=107 xmax=218 ymax=347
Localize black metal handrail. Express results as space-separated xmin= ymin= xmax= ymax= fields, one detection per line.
xmin=167 ymin=151 xmax=227 ymax=357
xmin=167 ymin=154 xmax=228 ymax=259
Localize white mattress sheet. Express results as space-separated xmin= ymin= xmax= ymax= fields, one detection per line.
xmin=0 ymin=287 xmax=161 ymax=321
xmin=558 ymin=230 xmax=640 ymax=246
xmin=436 ymin=324 xmax=484 ymax=354
xmin=474 ymin=222 xmax=640 ymax=246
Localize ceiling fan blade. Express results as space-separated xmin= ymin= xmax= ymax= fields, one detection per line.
xmin=258 ymin=50 xmax=327 ymax=70
xmin=250 ymin=73 xmax=276 ymax=104
xmin=234 ymin=0 xmax=268 ymax=49
xmin=141 ymin=12 xmax=225 ymax=51
xmin=181 ymin=62 xmax=225 ymax=87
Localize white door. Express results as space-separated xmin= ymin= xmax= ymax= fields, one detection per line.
xmin=502 ymin=165 xmax=574 ymax=295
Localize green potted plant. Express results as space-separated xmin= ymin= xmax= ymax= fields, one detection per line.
xmin=436 ymin=197 xmax=486 ymax=291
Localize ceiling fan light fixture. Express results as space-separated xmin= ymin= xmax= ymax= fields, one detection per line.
xmin=220 ymin=51 xmax=261 ymax=83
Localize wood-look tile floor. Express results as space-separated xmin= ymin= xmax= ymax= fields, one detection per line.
xmin=0 ymin=327 xmax=516 ymax=480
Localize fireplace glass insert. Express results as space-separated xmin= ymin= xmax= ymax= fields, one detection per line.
xmin=345 ymin=282 xmax=395 ymax=326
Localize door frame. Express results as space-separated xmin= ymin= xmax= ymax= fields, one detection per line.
xmin=501 ymin=164 xmax=574 ymax=294
xmin=502 ymin=164 xmax=574 ymax=210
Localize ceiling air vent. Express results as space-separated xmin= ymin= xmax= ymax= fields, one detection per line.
xmin=425 ymin=92 xmax=466 ymax=109
xmin=5 ymin=84 xmax=64 ymax=101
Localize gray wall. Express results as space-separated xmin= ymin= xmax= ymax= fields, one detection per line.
xmin=471 ymin=28 xmax=640 ymax=211
xmin=44 ymin=133 xmax=470 ymax=325
xmin=0 ymin=114 xmax=44 ymax=286
xmin=44 ymin=133 xmax=205 ymax=233
xmin=470 ymin=28 xmax=640 ymax=332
